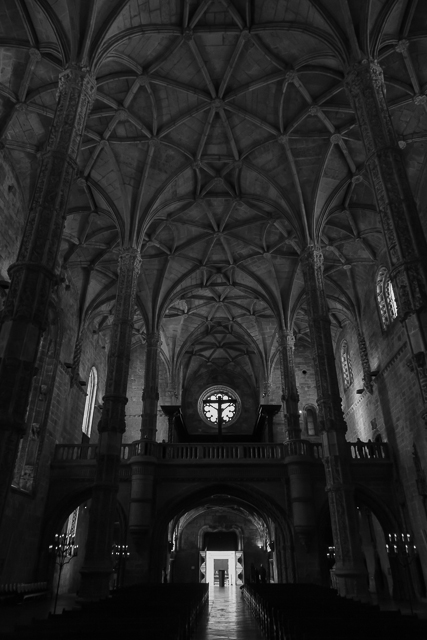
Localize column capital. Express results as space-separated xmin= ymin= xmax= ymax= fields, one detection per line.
xmin=278 ymin=329 xmax=295 ymax=350
xmin=145 ymin=331 xmax=160 ymax=349
xmin=344 ymin=58 xmax=384 ymax=96
xmin=57 ymin=64 xmax=96 ymax=101
xmin=118 ymin=247 xmax=142 ymax=273
xmin=300 ymin=243 xmax=324 ymax=271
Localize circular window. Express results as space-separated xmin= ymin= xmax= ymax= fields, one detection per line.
xmin=198 ymin=385 xmax=241 ymax=428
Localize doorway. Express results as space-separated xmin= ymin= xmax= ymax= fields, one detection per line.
xmin=206 ymin=551 xmax=237 ymax=586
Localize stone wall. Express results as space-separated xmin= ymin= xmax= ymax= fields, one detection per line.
xmin=182 ymin=364 xmax=258 ymax=437
xmin=335 ymin=256 xmax=427 ymax=584
xmin=0 ymin=274 xmax=108 ymax=582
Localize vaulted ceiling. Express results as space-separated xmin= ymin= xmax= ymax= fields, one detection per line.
xmin=1 ymin=0 xmax=427 ymax=395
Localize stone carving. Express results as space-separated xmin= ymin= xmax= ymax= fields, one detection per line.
xmin=412 ymin=444 xmax=427 ymax=517
xmin=345 ymin=60 xmax=427 ymax=320
xmin=0 ymin=66 xmax=96 ymax=524
xmin=300 ymin=245 xmax=366 ymax=593
xmin=300 ymin=245 xmax=346 ymax=433
xmin=141 ymin=332 xmax=161 ymax=440
xmin=262 ymin=381 xmax=271 ymax=398
xmin=278 ymin=329 xmax=300 ymax=440
xmin=99 ymin=249 xmax=142 ymax=435
xmin=406 ymin=351 xmax=427 ymax=411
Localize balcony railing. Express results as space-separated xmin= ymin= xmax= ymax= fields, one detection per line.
xmin=159 ymin=443 xmax=285 ymax=461
xmin=54 ymin=444 xmax=98 ymax=461
xmin=52 ymin=439 xmax=390 ymax=465
xmin=349 ymin=440 xmax=390 ymax=460
xmin=283 ymin=439 xmax=323 ymax=459
xmin=53 ymin=439 xmax=322 ymax=463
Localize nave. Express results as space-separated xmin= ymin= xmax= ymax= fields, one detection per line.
xmin=192 ymin=586 xmax=264 ymax=640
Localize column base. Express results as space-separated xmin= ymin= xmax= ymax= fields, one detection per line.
xmin=78 ymin=567 xmax=112 ymax=601
xmin=334 ymin=565 xmax=370 ymax=601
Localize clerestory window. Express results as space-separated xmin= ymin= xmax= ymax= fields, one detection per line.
xmin=340 ymin=340 xmax=353 ymax=391
xmin=82 ymin=367 xmax=97 ymax=438
xmin=376 ymin=267 xmax=398 ymax=330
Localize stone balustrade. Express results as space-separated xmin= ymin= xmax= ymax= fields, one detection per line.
xmin=54 ymin=443 xmax=98 ymax=461
xmin=52 ymin=439 xmax=390 ymax=464
xmin=283 ymin=439 xmax=323 ymax=459
xmin=349 ymin=439 xmax=390 ymax=460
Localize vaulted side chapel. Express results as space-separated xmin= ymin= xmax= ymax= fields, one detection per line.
xmin=1 ymin=0 xmax=427 ymax=629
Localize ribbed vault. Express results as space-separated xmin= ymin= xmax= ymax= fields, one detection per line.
xmin=1 ymin=0 xmax=427 ymax=394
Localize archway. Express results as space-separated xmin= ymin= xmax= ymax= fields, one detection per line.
xmin=147 ymin=483 xmax=295 ymax=587
xmin=317 ymin=487 xmax=413 ymax=601
xmin=40 ymin=489 xmax=128 ymax=594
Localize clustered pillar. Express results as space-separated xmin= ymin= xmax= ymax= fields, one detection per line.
xmin=345 ymin=60 xmax=427 ymax=330
xmin=79 ymin=248 xmax=141 ymax=600
xmin=301 ymin=245 xmax=367 ymax=599
xmin=141 ymin=332 xmax=160 ymax=441
xmin=279 ymin=329 xmax=317 ymax=566
xmin=278 ymin=329 xmax=301 ymax=440
xmin=345 ymin=59 xmax=427 ymax=422
xmin=0 ymin=66 xmax=95 ymax=525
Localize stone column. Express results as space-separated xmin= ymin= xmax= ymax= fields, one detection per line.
xmin=345 ymin=59 xmax=427 ymax=328
xmin=278 ymin=330 xmax=301 ymax=440
xmin=300 ymin=245 xmax=367 ymax=599
xmin=79 ymin=248 xmax=141 ymax=600
xmin=141 ymin=333 xmax=160 ymax=441
xmin=0 ymin=66 xmax=95 ymax=524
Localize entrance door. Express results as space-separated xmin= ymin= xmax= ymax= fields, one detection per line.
xmin=206 ymin=551 xmax=237 ymax=586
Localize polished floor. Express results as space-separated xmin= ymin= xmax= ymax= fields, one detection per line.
xmin=192 ymin=586 xmax=264 ymax=640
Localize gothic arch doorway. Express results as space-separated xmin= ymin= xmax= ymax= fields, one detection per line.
xmin=40 ymin=490 xmax=127 ymax=594
xmin=147 ymin=484 xmax=294 ymax=586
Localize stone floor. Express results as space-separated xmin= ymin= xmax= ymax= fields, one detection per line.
xmin=192 ymin=586 xmax=264 ymax=640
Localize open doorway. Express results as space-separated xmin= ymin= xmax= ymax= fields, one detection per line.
xmin=206 ymin=551 xmax=237 ymax=586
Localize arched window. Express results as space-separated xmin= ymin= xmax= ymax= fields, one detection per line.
xmin=376 ymin=267 xmax=398 ymax=330
xmin=82 ymin=367 xmax=97 ymax=438
xmin=340 ymin=340 xmax=353 ymax=391
xmin=306 ymin=407 xmax=317 ymax=436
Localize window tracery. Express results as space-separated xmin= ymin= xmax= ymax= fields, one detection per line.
xmin=340 ymin=340 xmax=353 ymax=391
xmin=376 ymin=267 xmax=398 ymax=330
xmin=198 ymin=385 xmax=241 ymax=428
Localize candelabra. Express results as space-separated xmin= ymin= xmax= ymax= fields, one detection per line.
xmin=112 ymin=543 xmax=130 ymax=589
xmin=386 ymin=532 xmax=417 ymax=613
xmin=49 ymin=533 xmax=78 ymax=614
xmin=326 ymin=545 xmax=336 ymax=561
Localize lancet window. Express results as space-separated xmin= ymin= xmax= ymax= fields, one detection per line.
xmin=376 ymin=267 xmax=398 ymax=330
xmin=82 ymin=367 xmax=97 ymax=438
xmin=341 ymin=340 xmax=353 ymax=391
